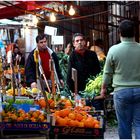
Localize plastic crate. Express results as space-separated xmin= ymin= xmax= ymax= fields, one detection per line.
xmin=2 ymin=103 xmax=40 ymax=113
xmin=12 ymin=103 xmax=40 ymax=112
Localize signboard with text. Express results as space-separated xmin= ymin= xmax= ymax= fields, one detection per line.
xmin=51 ymin=36 xmax=64 ymax=45
xmin=0 ymin=122 xmax=50 ymax=130
xmin=44 ymin=26 xmax=57 ymax=36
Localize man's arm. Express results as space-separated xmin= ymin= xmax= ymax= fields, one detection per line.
xmin=52 ymin=52 xmax=64 ymax=87
xmin=66 ymin=54 xmax=74 ymax=93
xmin=25 ymin=50 xmax=37 ymax=88
xmin=99 ymin=49 xmax=114 ymax=98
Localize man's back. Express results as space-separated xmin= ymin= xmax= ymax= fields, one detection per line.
xmin=104 ymin=38 xmax=140 ymax=91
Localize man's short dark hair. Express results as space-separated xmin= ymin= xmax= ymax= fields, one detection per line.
xmin=72 ymin=33 xmax=85 ymax=42
xmin=36 ymin=34 xmax=48 ymax=43
xmin=118 ymin=20 xmax=135 ymax=37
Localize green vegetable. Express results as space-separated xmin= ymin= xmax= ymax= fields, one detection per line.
xmin=81 ymin=73 xmax=103 ymax=98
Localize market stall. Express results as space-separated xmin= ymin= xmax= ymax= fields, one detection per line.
xmin=0 ymin=28 xmax=106 ymax=138
xmin=0 ymin=58 xmax=105 ymax=139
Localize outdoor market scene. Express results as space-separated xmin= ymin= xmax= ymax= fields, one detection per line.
xmin=0 ymin=1 xmax=140 ymax=139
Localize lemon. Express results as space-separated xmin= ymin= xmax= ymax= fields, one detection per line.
xmin=32 ymin=88 xmax=38 ymax=93
xmin=21 ymin=87 xmax=26 ymax=95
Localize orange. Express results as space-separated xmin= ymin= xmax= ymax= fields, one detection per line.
xmin=68 ymin=120 xmax=78 ymax=127
xmin=80 ymin=111 xmax=87 ymax=116
xmin=84 ymin=117 xmax=95 ymax=128
xmin=19 ymin=113 xmax=26 ymax=119
xmin=10 ymin=114 xmax=18 ymax=120
xmin=78 ymin=122 xmax=84 ymax=127
xmin=35 ymin=110 xmax=41 ymax=116
xmin=54 ymin=110 xmax=60 ymax=117
xmin=56 ymin=117 xmax=67 ymax=126
xmin=32 ymin=111 xmax=38 ymax=118
xmin=93 ymin=119 xmax=100 ymax=126
xmin=65 ymin=100 xmax=72 ymax=108
xmin=50 ymin=101 xmax=55 ymax=109
xmin=43 ymin=119 xmax=47 ymax=122
xmin=17 ymin=116 xmax=24 ymax=122
xmin=48 ymin=98 xmax=54 ymax=104
xmin=18 ymin=109 xmax=25 ymax=114
xmin=38 ymin=114 xmax=45 ymax=122
xmin=39 ymin=99 xmax=46 ymax=108
xmin=74 ymin=106 xmax=82 ymax=111
xmin=75 ymin=113 xmax=83 ymax=121
xmin=94 ymin=123 xmax=100 ymax=128
xmin=30 ymin=117 xmax=37 ymax=122
xmin=68 ymin=112 xmax=76 ymax=120
xmin=59 ymin=109 xmax=70 ymax=118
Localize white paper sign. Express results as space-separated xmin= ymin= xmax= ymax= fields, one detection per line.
xmin=44 ymin=26 xmax=57 ymax=36
xmin=51 ymin=36 xmax=64 ymax=45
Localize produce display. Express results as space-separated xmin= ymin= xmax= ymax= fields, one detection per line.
xmin=53 ymin=107 xmax=100 ymax=128
xmin=1 ymin=109 xmax=47 ymax=122
xmin=81 ymin=73 xmax=103 ymax=99
xmin=0 ymin=53 xmax=105 ymax=139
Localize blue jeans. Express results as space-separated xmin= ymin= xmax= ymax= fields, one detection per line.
xmin=113 ymin=88 xmax=140 ymax=139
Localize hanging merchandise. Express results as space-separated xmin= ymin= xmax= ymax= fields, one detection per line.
xmin=13 ymin=29 xmax=19 ymax=43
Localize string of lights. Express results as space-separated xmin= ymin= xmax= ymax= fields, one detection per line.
xmin=3 ymin=1 xmax=139 ymax=25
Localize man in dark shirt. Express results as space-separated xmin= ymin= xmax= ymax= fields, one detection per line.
xmin=67 ymin=33 xmax=101 ymax=94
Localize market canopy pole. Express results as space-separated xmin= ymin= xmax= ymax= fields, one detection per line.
xmin=49 ymin=58 xmax=57 ymax=108
xmin=10 ymin=62 xmax=16 ymax=102
xmin=7 ymin=43 xmax=16 ymax=102
xmin=34 ymin=49 xmax=51 ymax=93
xmin=0 ymin=52 xmax=6 ymax=101
xmin=15 ymin=54 xmax=22 ymax=96
xmin=34 ymin=49 xmax=51 ymax=114
xmin=72 ymin=68 xmax=79 ymax=106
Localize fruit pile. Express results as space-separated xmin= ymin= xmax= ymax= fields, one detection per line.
xmin=36 ymin=98 xmax=54 ymax=109
xmin=1 ymin=109 xmax=47 ymax=122
xmin=4 ymin=67 xmax=25 ymax=75
xmin=36 ymin=97 xmax=73 ymax=111
xmin=6 ymin=87 xmax=42 ymax=97
xmin=53 ymin=107 xmax=100 ymax=128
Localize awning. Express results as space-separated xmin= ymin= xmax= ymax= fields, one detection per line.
xmin=0 ymin=19 xmax=22 ymax=25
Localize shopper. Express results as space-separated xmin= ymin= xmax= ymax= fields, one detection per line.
xmin=100 ymin=20 xmax=140 ymax=139
xmin=90 ymin=38 xmax=106 ymax=61
xmin=67 ymin=33 xmax=101 ymax=95
xmin=65 ymin=42 xmax=73 ymax=55
xmin=25 ymin=34 xmax=64 ymax=89
xmin=12 ymin=45 xmax=25 ymax=66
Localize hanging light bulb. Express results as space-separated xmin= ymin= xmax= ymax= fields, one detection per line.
xmin=68 ymin=5 xmax=75 ymax=16
xmin=50 ymin=13 xmax=56 ymax=22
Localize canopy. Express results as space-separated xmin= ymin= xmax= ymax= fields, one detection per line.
xmin=0 ymin=19 xmax=22 ymax=25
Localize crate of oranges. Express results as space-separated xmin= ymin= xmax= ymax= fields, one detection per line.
xmin=0 ymin=103 xmax=50 ymax=131
xmin=49 ymin=107 xmax=104 ymax=139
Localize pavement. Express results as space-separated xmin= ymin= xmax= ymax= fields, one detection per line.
xmin=104 ymin=124 xmax=135 ymax=139
xmin=104 ymin=125 xmax=119 ymax=139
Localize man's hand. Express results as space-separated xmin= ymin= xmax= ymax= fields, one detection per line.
xmin=100 ymin=83 xmax=107 ymax=99
xmin=94 ymin=83 xmax=106 ymax=100
xmin=31 ymin=82 xmax=37 ymax=89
